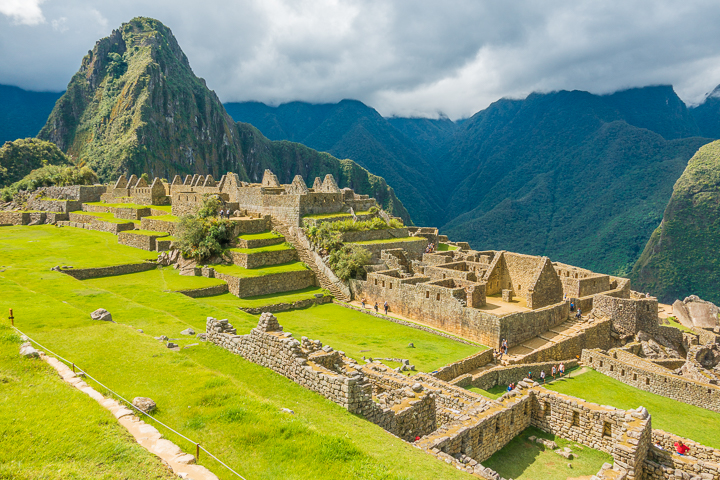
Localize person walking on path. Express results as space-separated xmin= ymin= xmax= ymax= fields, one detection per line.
xmin=540 ymin=370 xmax=546 ymax=384
xmin=502 ymin=339 xmax=508 ymax=355
xmin=384 ymin=301 xmax=389 ymax=315
xmin=675 ymin=441 xmax=690 ymax=456
xmin=559 ymin=362 xmax=565 ymax=377
xmin=570 ymin=302 xmax=575 ymax=312
xmin=361 ymin=298 xmax=366 ymax=309
xmin=374 ymin=302 xmax=378 ymax=313
xmin=552 ymin=365 xmax=557 ymax=380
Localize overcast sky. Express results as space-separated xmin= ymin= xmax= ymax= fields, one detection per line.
xmin=2 ymin=0 xmax=720 ymax=119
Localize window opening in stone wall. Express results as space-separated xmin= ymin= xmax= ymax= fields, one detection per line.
xmin=589 ymin=357 xmax=593 ymax=363
xmin=621 ymin=369 xmax=625 ymax=376
xmin=374 ymin=279 xmax=378 ymax=286
xmin=443 ymin=274 xmax=446 ymax=279
xmin=545 ymin=402 xmax=550 ymax=416
xmin=646 ymin=378 xmax=650 ymax=385
xmin=610 ymin=365 xmax=614 ymax=372
xmin=426 ymin=291 xmax=430 ymax=298
xmin=436 ymin=293 xmax=441 ymax=301
xmin=572 ymin=411 xmax=579 ymax=427
xmin=633 ymin=373 xmax=637 ymax=381
xmin=478 ymin=430 xmax=483 ymax=445
xmin=382 ymin=281 xmax=385 ymax=288
xmin=495 ymin=421 xmax=500 ymax=433
xmin=602 ymin=421 xmax=611 ymax=437
xmin=525 ymin=402 xmax=529 ymax=415
xmin=389 ymin=282 xmax=392 ymax=290
xmin=599 ymin=361 xmax=603 ymax=368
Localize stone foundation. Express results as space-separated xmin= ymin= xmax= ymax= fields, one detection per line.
xmin=118 ymin=231 xmax=169 ymax=251
xmin=228 ymin=247 xmax=298 ymax=269
xmin=59 ymin=262 xmax=157 ymax=280
xmin=211 ymin=268 xmax=316 ymax=298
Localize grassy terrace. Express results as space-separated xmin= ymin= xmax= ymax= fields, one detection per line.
xmin=548 ymin=369 xmax=720 ymax=448
xmin=438 ymin=243 xmax=459 ymax=251
xmin=349 ymin=237 xmax=425 ymax=245
xmin=211 ymin=261 xmax=309 ymax=278
xmin=229 ymin=243 xmax=293 ymax=254
xmin=302 ymin=210 xmax=372 ymax=219
xmin=0 ymin=225 xmax=471 ymax=479
xmin=0 ymin=325 xmax=176 ymax=480
xmin=84 ymin=202 xmax=172 ymax=212
xmin=238 ymin=231 xmax=283 ymax=240
xmin=122 ymin=229 xmax=170 ymax=237
xmin=199 ymin=286 xmax=329 ymax=309
xmin=483 ymin=426 xmax=612 ymax=480
xmin=71 ymin=210 xmax=139 ymax=224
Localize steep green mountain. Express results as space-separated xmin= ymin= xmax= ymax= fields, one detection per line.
xmin=36 ymin=17 xmax=409 ymax=221
xmin=691 ymin=85 xmax=720 ymax=138
xmin=0 ymin=85 xmax=63 ymax=145
xmin=0 ymin=138 xmax=70 ymax=188
xmin=631 ymin=140 xmax=720 ymax=304
xmin=439 ymin=87 xmax=713 ymax=275
xmin=224 ymin=100 xmax=445 ymax=226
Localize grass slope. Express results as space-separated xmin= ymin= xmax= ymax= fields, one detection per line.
xmin=0 ymin=325 xmax=175 ymax=480
xmin=0 ymin=225 xmax=470 ymax=479
xmin=547 ymin=369 xmax=720 ymax=448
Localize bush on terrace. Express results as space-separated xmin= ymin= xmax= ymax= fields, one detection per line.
xmin=175 ymin=195 xmax=234 ymax=261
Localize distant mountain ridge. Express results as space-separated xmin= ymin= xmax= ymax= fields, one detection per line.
xmin=226 ymin=85 xmax=717 ymax=277
xmin=0 ymin=85 xmax=62 ymax=145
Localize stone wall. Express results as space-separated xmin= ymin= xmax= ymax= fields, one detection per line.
xmin=238 ymin=294 xmax=333 ymax=314
xmin=211 ymin=268 xmax=316 ymax=298
xmin=59 ymin=262 xmax=157 ymax=280
xmin=0 ymin=211 xmax=29 ymax=225
xmin=431 ymin=349 xmax=494 ymax=382
xmin=645 ymin=441 xmax=720 ymax=480
xmin=593 ymin=294 xmax=659 ymax=336
xmin=27 ymin=198 xmax=81 ymax=213
xmin=526 ymin=257 xmax=564 ymax=310
xmin=175 ymin=284 xmax=229 ymax=298
xmin=140 ymin=218 xmax=177 ymax=235
xmin=32 ymin=185 xmax=107 ymax=203
xmin=352 ymin=237 xmax=428 ymax=262
xmin=499 ymin=302 xmax=569 ymax=347
xmin=468 ymin=359 xmax=579 ymax=391
xmin=651 ymin=429 xmax=720 ymax=463
xmin=65 ymin=214 xmax=136 ymax=234
xmin=118 ymin=231 xmax=168 ymax=251
xmin=582 ymin=348 xmax=720 ymax=413
xmin=234 ymin=217 xmax=270 ymax=235
xmin=339 ymin=228 xmax=409 ymax=243
xmin=228 ymin=247 xmax=297 ymax=269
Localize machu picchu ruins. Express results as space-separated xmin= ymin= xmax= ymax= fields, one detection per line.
xmin=3 ymin=166 xmax=720 ymax=480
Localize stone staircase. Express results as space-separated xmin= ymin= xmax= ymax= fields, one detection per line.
xmin=274 ymin=224 xmax=352 ymax=302
xmin=502 ymin=317 xmax=587 ymax=364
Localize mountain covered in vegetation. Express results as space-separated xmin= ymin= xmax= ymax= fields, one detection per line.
xmin=0 ymin=85 xmax=62 ymax=146
xmin=631 ymin=140 xmax=720 ymax=304
xmin=691 ymin=85 xmax=720 ymax=139
xmin=0 ymin=138 xmax=70 ymax=188
xmin=227 ymin=87 xmax=715 ymax=276
xmin=35 ymin=17 xmax=409 ymax=221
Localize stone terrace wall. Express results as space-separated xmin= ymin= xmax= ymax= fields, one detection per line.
xmin=206 ymin=315 xmax=438 ymax=441
xmin=645 ymin=441 xmax=720 ymax=480
xmin=118 ymin=232 xmax=167 ymax=251
xmin=499 ymin=302 xmax=569 ymax=348
xmin=59 ymin=262 xmax=157 ymax=280
xmin=27 ymin=198 xmax=81 ymax=213
xmin=339 ymin=228 xmax=409 ymax=243
xmin=431 ymin=349 xmax=494 ymax=382
xmin=468 ymin=359 xmax=579 ymax=391
xmin=33 ymin=185 xmax=107 ymax=202
xmin=238 ymin=294 xmax=332 ymax=314
xmin=140 ymin=218 xmax=177 ymax=235
xmin=228 ymin=248 xmax=297 ymax=269
xmin=175 ymin=284 xmax=229 ymax=298
xmin=593 ymin=294 xmax=659 ymax=336
xmin=352 ymin=237 xmax=428 ymax=262
xmin=582 ymin=348 xmax=720 ymax=413
xmin=0 ymin=211 xmax=29 ymax=225
xmin=211 ymin=268 xmax=316 ymax=298
xmin=531 ymin=389 xmax=651 ymax=479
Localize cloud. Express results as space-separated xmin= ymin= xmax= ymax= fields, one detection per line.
xmin=0 ymin=0 xmax=45 ymax=25
xmin=0 ymin=0 xmax=719 ymax=118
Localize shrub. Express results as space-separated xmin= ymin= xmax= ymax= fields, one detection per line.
xmin=175 ymin=215 xmax=235 ymax=261
xmin=197 ymin=194 xmax=222 ymax=219
xmin=327 ymin=245 xmax=371 ymax=281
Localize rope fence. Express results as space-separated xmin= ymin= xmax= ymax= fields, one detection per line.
xmin=12 ymin=323 xmax=248 ymax=480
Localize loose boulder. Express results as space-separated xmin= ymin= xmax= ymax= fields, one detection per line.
xmin=132 ymin=397 xmax=157 ymax=413
xmin=19 ymin=342 xmax=39 ymax=358
xmin=180 ymin=328 xmax=195 ymax=336
xmin=90 ymin=308 xmax=113 ymax=322
xmin=673 ymin=296 xmax=720 ymax=329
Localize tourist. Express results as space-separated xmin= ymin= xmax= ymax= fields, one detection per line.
xmin=575 ymin=308 xmax=582 ymax=319
xmin=559 ymin=362 xmax=565 ymax=376
xmin=361 ymin=298 xmax=366 ymax=309
xmin=570 ymin=302 xmax=575 ymax=312
xmin=384 ymin=301 xmax=389 ymax=315
xmin=374 ymin=302 xmax=378 ymax=313
xmin=540 ymin=370 xmax=546 ymax=384
xmin=674 ymin=441 xmax=690 ymax=456
xmin=502 ymin=339 xmax=508 ymax=354
xmin=507 ymin=383 xmax=514 ymax=392
xmin=654 ymin=441 xmax=664 ymax=451
xmin=415 ymin=435 xmax=421 ymax=442
xmin=527 ymin=371 xmax=532 ymax=380
xmin=219 ymin=208 xmax=224 ymax=218
xmin=552 ymin=365 xmax=557 ymax=380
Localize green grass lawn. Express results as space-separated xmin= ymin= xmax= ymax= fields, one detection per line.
xmin=0 ymin=225 xmax=470 ymax=479
xmin=0 ymin=325 xmax=176 ymax=480
xmin=198 ymin=286 xmax=329 ymax=309
xmin=302 ymin=210 xmax=372 ymax=219
xmin=229 ymin=243 xmax=293 ymax=254
xmin=212 ymin=261 xmax=309 ymax=278
xmin=547 ymin=369 xmax=720 ymax=448
xmin=483 ymin=426 xmax=612 ymax=480
xmin=466 ymin=385 xmax=507 ymax=399
xmin=84 ymin=267 xmax=228 ymax=293
xmin=273 ymin=304 xmax=483 ymax=373
xmin=437 ymin=243 xmax=459 ymax=251
xmin=665 ymin=316 xmax=696 ymax=333
xmin=350 ymin=237 xmax=425 ymax=245
xmin=72 ymin=211 xmax=139 ymax=224
xmin=238 ymin=231 xmax=283 ymax=240
xmin=122 ymin=229 xmax=170 ymax=237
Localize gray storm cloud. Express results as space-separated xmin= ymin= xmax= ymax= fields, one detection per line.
xmin=1 ymin=0 xmax=719 ymax=119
